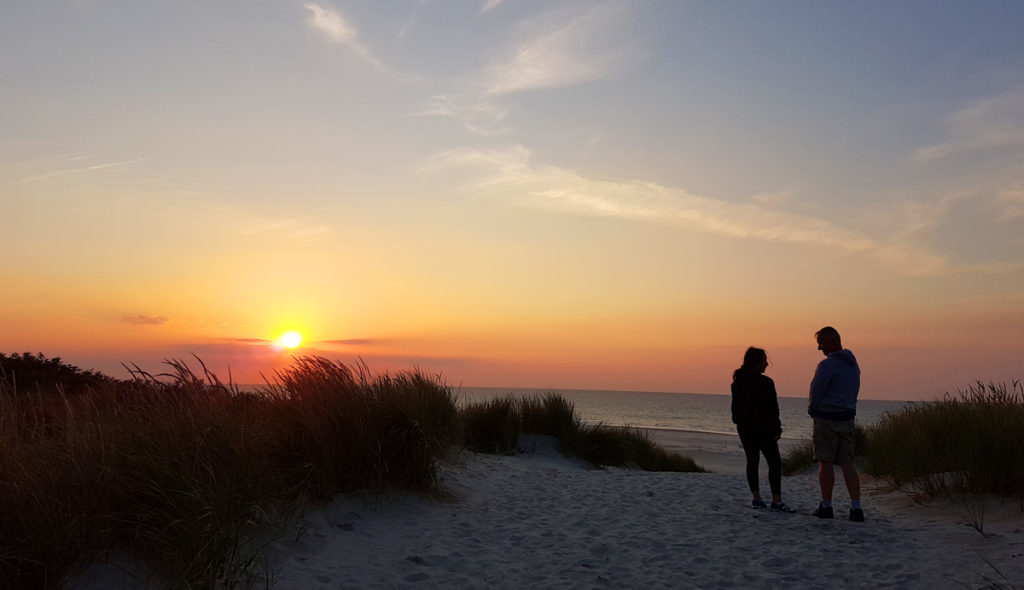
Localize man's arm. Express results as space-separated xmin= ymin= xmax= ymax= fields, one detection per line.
xmin=808 ymin=361 xmax=831 ymax=416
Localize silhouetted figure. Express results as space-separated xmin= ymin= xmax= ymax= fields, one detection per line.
xmin=808 ymin=326 xmax=864 ymax=522
xmin=731 ymin=347 xmax=794 ymax=512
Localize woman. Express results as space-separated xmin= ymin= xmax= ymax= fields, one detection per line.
xmin=731 ymin=347 xmax=794 ymax=512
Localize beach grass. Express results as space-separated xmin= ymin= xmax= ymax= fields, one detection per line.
xmin=0 ymin=375 xmax=280 ymax=588
xmin=781 ymin=439 xmax=817 ymax=475
xmin=780 ymin=380 xmax=1024 ymax=516
xmin=459 ymin=392 xmax=707 ymax=472
xmin=0 ymin=355 xmax=459 ymax=588
xmin=460 ymin=395 xmax=521 ymax=454
xmin=259 ymin=356 xmax=460 ymax=498
xmin=519 ymin=392 xmax=580 ymax=442
xmin=0 ymin=355 xmax=698 ymax=587
xmin=865 ymin=380 xmax=1024 ymax=503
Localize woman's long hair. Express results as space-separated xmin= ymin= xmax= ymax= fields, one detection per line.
xmin=732 ymin=347 xmax=767 ymax=381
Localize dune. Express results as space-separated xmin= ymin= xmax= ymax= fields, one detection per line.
xmin=258 ymin=433 xmax=1023 ymax=589
xmin=67 ymin=432 xmax=1022 ymax=588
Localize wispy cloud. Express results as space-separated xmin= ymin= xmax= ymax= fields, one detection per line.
xmin=859 ymin=177 xmax=1024 ymax=274
xmin=121 ymin=314 xmax=169 ymax=326
xmin=876 ymin=189 xmax=974 ymax=244
xmin=304 ymin=2 xmax=388 ymax=72
xmin=239 ymin=217 xmax=330 ymax=242
xmin=9 ymin=152 xmax=89 ymax=169
xmin=749 ymin=189 xmax=802 ymax=208
xmin=411 ymin=94 xmax=511 ymax=136
xmin=481 ymin=0 xmax=504 ymax=13
xmin=319 ymin=339 xmax=376 ymax=346
xmin=420 ymin=145 xmax=950 ymax=274
xmin=410 ymin=3 xmax=641 ymax=136
xmin=913 ymin=87 xmax=1024 ymax=161
xmin=998 ymin=183 xmax=1024 ymax=220
xmin=22 ymin=158 xmax=145 ymax=183
xmin=481 ymin=2 xmax=639 ymax=95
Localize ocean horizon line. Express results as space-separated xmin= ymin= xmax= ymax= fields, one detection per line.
xmin=455 ymin=385 xmax=909 ymax=404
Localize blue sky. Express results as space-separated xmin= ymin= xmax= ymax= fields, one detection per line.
xmin=2 ymin=1 xmax=1023 ymax=398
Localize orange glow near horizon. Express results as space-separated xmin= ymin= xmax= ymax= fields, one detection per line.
xmin=1 ymin=288 xmax=1021 ymax=401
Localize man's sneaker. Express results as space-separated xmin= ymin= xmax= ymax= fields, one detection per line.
xmin=752 ymin=499 xmax=767 ymax=509
xmin=770 ymin=501 xmax=796 ymax=513
xmin=849 ymin=508 xmax=865 ymax=522
xmin=812 ymin=503 xmax=834 ymax=519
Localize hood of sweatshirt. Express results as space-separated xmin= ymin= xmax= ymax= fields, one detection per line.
xmin=831 ymin=349 xmax=858 ymax=369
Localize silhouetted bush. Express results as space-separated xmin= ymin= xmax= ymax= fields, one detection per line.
xmin=0 ymin=352 xmax=112 ymax=396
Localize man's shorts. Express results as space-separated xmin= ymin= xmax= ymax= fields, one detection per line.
xmin=813 ymin=417 xmax=856 ymax=464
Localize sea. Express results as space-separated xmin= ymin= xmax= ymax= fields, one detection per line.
xmin=456 ymin=387 xmax=911 ymax=441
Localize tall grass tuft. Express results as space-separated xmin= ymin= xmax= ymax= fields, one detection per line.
xmin=519 ymin=393 xmax=581 ymax=441
xmin=566 ymin=424 xmax=706 ymax=472
xmin=460 ymin=395 xmax=520 ymax=454
xmin=259 ymin=356 xmax=460 ymax=497
xmin=627 ymin=431 xmax=706 ymax=472
xmin=781 ymin=440 xmax=816 ymax=476
xmin=458 ymin=392 xmax=705 ymax=472
xmin=0 ymin=355 xmax=459 ymax=588
xmin=865 ymin=380 xmax=1024 ymax=503
xmin=0 ymin=371 xmax=284 ymax=588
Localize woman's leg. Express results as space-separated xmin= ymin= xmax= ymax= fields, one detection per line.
xmin=738 ymin=429 xmax=762 ymax=495
xmin=762 ymin=436 xmax=782 ymax=500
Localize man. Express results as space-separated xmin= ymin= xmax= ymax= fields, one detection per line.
xmin=808 ymin=326 xmax=864 ymax=522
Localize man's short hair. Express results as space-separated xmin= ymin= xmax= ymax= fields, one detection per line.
xmin=815 ymin=326 xmax=841 ymax=343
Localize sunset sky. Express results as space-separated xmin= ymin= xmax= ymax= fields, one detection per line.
xmin=2 ymin=1 xmax=1023 ymax=400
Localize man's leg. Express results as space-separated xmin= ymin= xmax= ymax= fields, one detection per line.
xmin=812 ymin=418 xmax=837 ymax=517
xmin=842 ymin=462 xmax=864 ymax=521
xmin=818 ymin=461 xmax=835 ymax=502
xmin=812 ymin=461 xmax=836 ymax=518
xmin=840 ymin=462 xmax=860 ymax=502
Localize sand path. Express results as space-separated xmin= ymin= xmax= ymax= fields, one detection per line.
xmin=268 ymin=437 xmax=1023 ymax=589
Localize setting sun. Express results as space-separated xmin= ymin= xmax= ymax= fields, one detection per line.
xmin=276 ymin=330 xmax=303 ymax=349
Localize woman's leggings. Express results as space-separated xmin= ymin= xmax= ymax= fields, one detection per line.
xmin=737 ymin=428 xmax=781 ymax=497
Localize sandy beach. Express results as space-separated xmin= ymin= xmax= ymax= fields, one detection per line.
xmin=642 ymin=428 xmax=808 ymax=475
xmin=257 ymin=430 xmax=1023 ymax=589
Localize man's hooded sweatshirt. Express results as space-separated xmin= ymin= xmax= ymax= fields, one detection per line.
xmin=808 ymin=349 xmax=860 ymax=421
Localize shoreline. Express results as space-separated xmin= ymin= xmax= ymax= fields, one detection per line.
xmin=640 ymin=427 xmax=808 ymax=475
xmin=633 ymin=424 xmax=806 ymax=440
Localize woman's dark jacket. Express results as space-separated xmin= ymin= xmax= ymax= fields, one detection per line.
xmin=730 ymin=370 xmax=782 ymax=438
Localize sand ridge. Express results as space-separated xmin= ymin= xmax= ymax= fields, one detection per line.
xmin=268 ymin=436 xmax=1023 ymax=589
